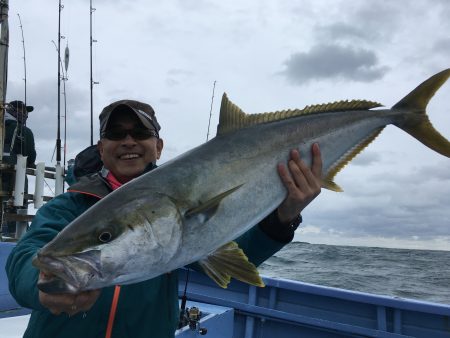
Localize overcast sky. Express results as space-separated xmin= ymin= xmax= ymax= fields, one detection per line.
xmin=5 ymin=0 xmax=450 ymax=250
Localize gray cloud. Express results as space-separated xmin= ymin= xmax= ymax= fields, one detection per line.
xmin=307 ymin=161 xmax=450 ymax=240
xmin=433 ymin=38 xmax=450 ymax=54
xmin=166 ymin=69 xmax=194 ymax=87
xmin=316 ymin=23 xmax=377 ymax=43
xmin=309 ymin=1 xmax=403 ymax=46
xmin=281 ymin=44 xmax=389 ymax=85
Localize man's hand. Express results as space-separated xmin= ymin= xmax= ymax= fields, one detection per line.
xmin=38 ymin=271 xmax=101 ymax=316
xmin=276 ymin=143 xmax=322 ymax=224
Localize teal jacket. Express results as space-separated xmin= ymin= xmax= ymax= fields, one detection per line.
xmin=6 ymin=176 xmax=290 ymax=338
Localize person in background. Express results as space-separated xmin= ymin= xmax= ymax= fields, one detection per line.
xmin=1 ymin=100 xmax=36 ymax=238
xmin=6 ymin=99 xmax=322 ymax=337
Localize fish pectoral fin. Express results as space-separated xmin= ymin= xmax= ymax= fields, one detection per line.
xmin=185 ymin=184 xmax=243 ymax=220
xmin=198 ymin=241 xmax=265 ymax=289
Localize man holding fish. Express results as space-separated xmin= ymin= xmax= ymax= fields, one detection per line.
xmin=6 ymin=99 xmax=322 ymax=337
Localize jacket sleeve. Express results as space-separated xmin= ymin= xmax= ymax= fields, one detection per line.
xmin=5 ymin=193 xmax=94 ymax=310
xmin=234 ymin=212 xmax=291 ymax=267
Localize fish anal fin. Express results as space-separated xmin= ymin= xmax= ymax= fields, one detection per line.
xmin=185 ymin=184 xmax=243 ymax=220
xmin=322 ymin=179 xmax=343 ymax=192
xmin=198 ymin=241 xmax=265 ymax=288
xmin=324 ymin=127 xmax=385 ymax=191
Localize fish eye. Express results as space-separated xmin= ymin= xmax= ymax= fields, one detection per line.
xmin=98 ymin=231 xmax=113 ymax=243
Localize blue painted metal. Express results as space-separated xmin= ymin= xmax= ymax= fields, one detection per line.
xmin=178 ymin=268 xmax=450 ymax=338
xmin=0 ymin=242 xmax=31 ymax=318
xmin=243 ymin=285 xmax=256 ymax=338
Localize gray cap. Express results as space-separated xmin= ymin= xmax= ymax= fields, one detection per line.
xmin=99 ymin=99 xmax=161 ymax=137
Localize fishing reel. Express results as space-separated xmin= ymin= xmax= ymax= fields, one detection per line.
xmin=179 ymin=306 xmax=207 ymax=335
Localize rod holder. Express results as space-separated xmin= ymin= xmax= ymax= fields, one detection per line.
xmin=34 ymin=162 xmax=45 ymax=209
xmin=55 ymin=163 xmax=64 ymax=196
xmin=13 ymin=155 xmax=27 ymax=207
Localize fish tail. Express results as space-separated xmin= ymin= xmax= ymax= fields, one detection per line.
xmin=392 ymin=69 xmax=450 ymax=157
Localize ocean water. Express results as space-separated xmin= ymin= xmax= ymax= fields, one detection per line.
xmin=259 ymin=242 xmax=450 ymax=305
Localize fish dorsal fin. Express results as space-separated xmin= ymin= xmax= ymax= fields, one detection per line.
xmin=217 ymin=93 xmax=383 ymax=136
xmin=185 ymin=184 xmax=243 ymax=219
xmin=198 ymin=241 xmax=265 ymax=288
xmin=324 ymin=127 xmax=385 ymax=192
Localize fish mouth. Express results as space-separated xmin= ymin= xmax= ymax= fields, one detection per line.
xmin=32 ymin=250 xmax=102 ymax=294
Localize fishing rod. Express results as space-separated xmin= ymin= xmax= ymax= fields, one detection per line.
xmin=90 ymin=0 xmax=98 ymax=146
xmin=16 ymin=14 xmax=26 ymax=156
xmin=0 ymin=0 xmax=9 ymax=164
xmin=56 ymin=0 xmax=63 ymax=165
xmin=51 ymin=40 xmax=69 ymax=170
xmin=63 ymin=43 xmax=69 ymax=169
xmin=17 ymin=14 xmax=26 ymax=110
xmin=206 ymin=80 xmax=216 ymax=141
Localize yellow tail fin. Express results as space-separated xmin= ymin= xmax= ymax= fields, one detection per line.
xmin=393 ymin=69 xmax=450 ymax=157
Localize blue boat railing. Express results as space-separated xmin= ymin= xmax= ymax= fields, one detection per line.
xmin=177 ymin=268 xmax=450 ymax=338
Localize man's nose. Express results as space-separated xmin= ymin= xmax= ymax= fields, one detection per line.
xmin=121 ymin=133 xmax=138 ymax=144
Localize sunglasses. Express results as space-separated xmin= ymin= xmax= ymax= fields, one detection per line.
xmin=102 ymin=128 xmax=158 ymax=141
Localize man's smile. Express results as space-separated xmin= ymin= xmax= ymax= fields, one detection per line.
xmin=119 ymin=153 xmax=141 ymax=160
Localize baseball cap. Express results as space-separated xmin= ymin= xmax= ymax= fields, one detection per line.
xmin=99 ymin=99 xmax=161 ymax=138
xmin=8 ymin=100 xmax=34 ymax=113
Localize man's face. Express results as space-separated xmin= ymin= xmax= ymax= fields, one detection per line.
xmin=14 ymin=108 xmax=28 ymax=123
xmin=97 ymin=110 xmax=163 ymax=183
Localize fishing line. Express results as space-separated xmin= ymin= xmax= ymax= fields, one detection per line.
xmin=206 ymin=80 xmax=216 ymax=141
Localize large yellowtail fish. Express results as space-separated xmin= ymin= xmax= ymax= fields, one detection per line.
xmin=33 ymin=69 xmax=450 ymax=293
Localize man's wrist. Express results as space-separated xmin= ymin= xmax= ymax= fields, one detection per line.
xmin=258 ymin=210 xmax=302 ymax=243
xmin=288 ymin=214 xmax=303 ymax=231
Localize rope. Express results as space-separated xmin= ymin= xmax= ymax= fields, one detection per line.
xmin=105 ymin=285 xmax=121 ymax=338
